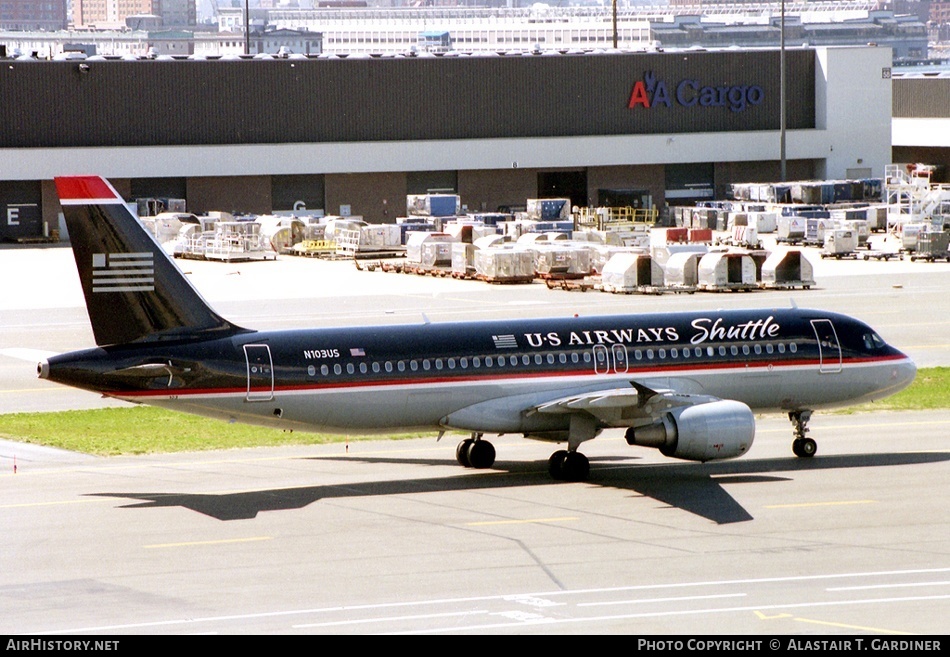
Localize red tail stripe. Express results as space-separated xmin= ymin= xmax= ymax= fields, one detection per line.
xmin=54 ymin=176 xmax=120 ymax=202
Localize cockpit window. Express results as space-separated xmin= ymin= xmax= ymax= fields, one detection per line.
xmin=863 ymin=332 xmax=886 ymax=350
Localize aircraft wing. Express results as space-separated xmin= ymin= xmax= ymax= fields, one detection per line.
xmin=442 ymin=379 xmax=724 ymax=435
xmin=528 ymin=380 xmax=722 ymax=427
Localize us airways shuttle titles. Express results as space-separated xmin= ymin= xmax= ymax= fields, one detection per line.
xmin=39 ymin=176 xmax=917 ymax=481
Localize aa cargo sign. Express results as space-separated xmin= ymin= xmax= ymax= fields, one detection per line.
xmin=628 ymin=71 xmax=765 ymax=113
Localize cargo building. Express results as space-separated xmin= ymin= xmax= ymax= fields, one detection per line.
xmin=0 ymin=44 xmax=907 ymax=238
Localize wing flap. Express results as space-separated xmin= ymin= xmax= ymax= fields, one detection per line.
xmin=534 ymin=388 xmax=644 ymax=413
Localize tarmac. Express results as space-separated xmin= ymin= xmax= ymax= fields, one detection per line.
xmin=0 ymin=236 xmax=948 ymax=635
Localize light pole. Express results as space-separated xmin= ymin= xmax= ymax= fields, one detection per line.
xmin=780 ymin=0 xmax=787 ymax=182
xmin=612 ymin=0 xmax=618 ymax=49
xmin=244 ymin=0 xmax=250 ymax=56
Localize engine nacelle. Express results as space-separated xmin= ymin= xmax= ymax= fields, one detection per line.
xmin=624 ymin=400 xmax=755 ymax=462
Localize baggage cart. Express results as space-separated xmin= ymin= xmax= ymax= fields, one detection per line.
xmin=910 ymin=231 xmax=950 ymax=262
xmin=820 ymin=229 xmax=858 ymax=259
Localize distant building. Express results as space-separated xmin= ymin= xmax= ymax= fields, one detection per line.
xmin=0 ymin=0 xmax=67 ymax=31
xmin=650 ymin=10 xmax=929 ymax=62
xmin=72 ymin=0 xmax=195 ymax=29
xmin=0 ymin=4 xmax=942 ymax=62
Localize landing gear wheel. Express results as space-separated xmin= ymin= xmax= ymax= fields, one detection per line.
xmin=466 ymin=439 xmax=496 ymax=469
xmin=788 ymin=410 xmax=816 ymax=459
xmin=792 ymin=437 xmax=817 ymax=458
xmin=456 ymin=438 xmax=474 ymax=467
xmin=548 ymin=450 xmax=590 ymax=482
xmin=548 ymin=450 xmax=568 ymax=478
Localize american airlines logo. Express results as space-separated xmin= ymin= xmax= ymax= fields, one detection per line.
xmin=91 ymin=252 xmax=155 ymax=293
xmin=627 ymin=71 xmax=764 ymax=113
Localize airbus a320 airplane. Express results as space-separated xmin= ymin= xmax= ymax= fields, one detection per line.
xmin=39 ymin=176 xmax=917 ymax=481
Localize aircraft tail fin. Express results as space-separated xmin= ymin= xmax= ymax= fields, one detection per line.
xmin=54 ymin=176 xmax=246 ymax=346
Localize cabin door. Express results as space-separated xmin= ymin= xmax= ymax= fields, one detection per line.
xmin=810 ymin=319 xmax=842 ymax=374
xmin=593 ymin=344 xmax=629 ymax=374
xmin=244 ymin=344 xmax=274 ymax=401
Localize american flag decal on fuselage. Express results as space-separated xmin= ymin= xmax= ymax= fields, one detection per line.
xmin=92 ymin=252 xmax=155 ymax=293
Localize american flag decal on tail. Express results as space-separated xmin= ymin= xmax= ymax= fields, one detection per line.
xmin=92 ymin=252 xmax=155 ymax=293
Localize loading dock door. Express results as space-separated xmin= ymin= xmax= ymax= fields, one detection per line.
xmin=538 ymin=171 xmax=587 ymax=210
xmin=244 ymin=344 xmax=274 ymax=401
xmin=597 ymin=189 xmax=652 ymax=209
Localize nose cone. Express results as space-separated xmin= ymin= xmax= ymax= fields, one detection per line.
xmin=879 ymin=352 xmax=917 ymax=399
xmin=892 ymin=356 xmax=917 ymax=394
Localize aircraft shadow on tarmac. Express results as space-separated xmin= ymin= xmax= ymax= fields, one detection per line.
xmin=86 ymin=451 xmax=948 ymax=525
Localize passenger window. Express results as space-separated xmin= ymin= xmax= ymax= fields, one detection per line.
xmin=334 ymin=364 xmax=342 ymax=375
xmin=372 ymin=362 xmax=381 ymax=373
xmin=359 ymin=363 xmax=367 ymax=374
xmin=308 ymin=365 xmax=316 ymax=376
xmin=321 ymin=364 xmax=329 ymax=376
xmin=790 ymin=343 xmax=798 ymax=353
xmin=346 ymin=363 xmax=355 ymax=374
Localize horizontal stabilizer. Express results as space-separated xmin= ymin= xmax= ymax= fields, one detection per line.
xmin=0 ymin=348 xmax=61 ymax=363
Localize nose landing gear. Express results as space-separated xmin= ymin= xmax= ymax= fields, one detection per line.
xmin=789 ymin=410 xmax=817 ymax=458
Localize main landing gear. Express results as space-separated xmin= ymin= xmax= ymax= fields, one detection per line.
xmin=789 ymin=410 xmax=817 ymax=458
xmin=456 ymin=433 xmax=496 ymax=469
xmin=455 ymin=413 xmax=597 ymax=483
xmin=549 ymin=414 xmax=597 ymax=482
xmin=548 ymin=450 xmax=590 ymax=482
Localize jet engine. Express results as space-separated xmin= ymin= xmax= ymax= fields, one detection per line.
xmin=624 ymin=400 xmax=755 ymax=462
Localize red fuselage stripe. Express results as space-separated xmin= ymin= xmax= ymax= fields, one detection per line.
xmin=111 ymin=353 xmax=909 ymax=399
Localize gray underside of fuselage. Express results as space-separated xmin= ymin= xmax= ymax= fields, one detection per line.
xmin=137 ymin=362 xmax=901 ymax=436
